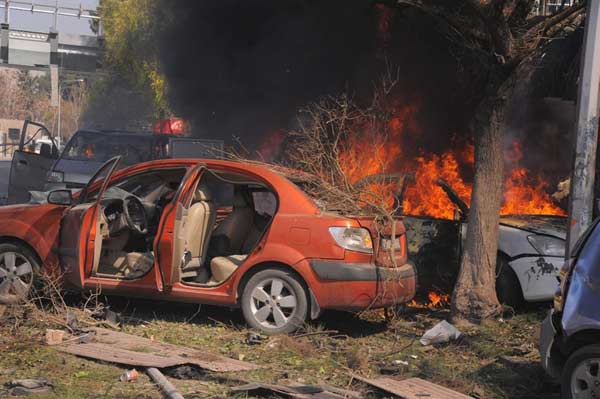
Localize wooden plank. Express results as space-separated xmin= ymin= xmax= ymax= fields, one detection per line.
xmin=55 ymin=327 xmax=259 ymax=372
xmin=353 ymin=376 xmax=473 ymax=399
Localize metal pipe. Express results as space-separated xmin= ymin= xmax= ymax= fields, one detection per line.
xmin=566 ymin=0 xmax=600 ymax=256
xmin=146 ymin=368 xmax=184 ymax=399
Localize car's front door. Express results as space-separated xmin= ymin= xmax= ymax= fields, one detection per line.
xmin=7 ymin=121 xmax=59 ymax=204
xmin=58 ymin=157 xmax=121 ymax=288
xmin=154 ymin=163 xmax=205 ymax=292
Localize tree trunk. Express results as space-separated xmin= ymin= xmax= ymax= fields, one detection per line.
xmin=451 ymin=87 xmax=506 ymax=322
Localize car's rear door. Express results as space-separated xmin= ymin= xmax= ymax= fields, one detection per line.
xmin=7 ymin=121 xmax=59 ymax=204
xmin=58 ymin=157 xmax=121 ymax=288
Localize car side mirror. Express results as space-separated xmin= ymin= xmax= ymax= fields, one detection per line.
xmin=47 ymin=189 xmax=73 ymax=206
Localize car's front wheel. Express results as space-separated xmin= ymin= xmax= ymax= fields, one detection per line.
xmin=0 ymin=243 xmax=40 ymax=305
xmin=496 ymin=256 xmax=524 ymax=309
xmin=241 ymin=268 xmax=308 ymax=334
xmin=562 ymin=345 xmax=600 ymax=399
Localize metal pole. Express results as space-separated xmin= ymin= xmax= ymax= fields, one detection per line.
xmin=53 ymin=0 xmax=58 ymax=30
xmin=4 ymin=0 xmax=8 ymax=23
xmin=57 ymin=81 xmax=61 ymax=140
xmin=566 ymin=0 xmax=600 ymax=257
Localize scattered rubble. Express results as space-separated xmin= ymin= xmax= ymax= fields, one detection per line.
xmin=119 ymin=369 xmax=139 ymax=382
xmin=54 ymin=327 xmax=259 ymax=372
xmin=245 ymin=332 xmax=264 ymax=345
xmin=353 ymin=375 xmax=473 ymax=399
xmin=420 ymin=320 xmax=462 ymax=346
xmin=44 ymin=329 xmax=65 ymax=345
xmin=231 ymin=382 xmax=361 ymax=399
xmin=2 ymin=378 xmax=53 ymax=396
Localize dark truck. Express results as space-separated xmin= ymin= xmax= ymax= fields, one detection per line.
xmin=7 ymin=120 xmax=223 ymax=204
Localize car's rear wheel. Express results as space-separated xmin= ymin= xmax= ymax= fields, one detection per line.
xmin=562 ymin=345 xmax=600 ymax=399
xmin=0 ymin=243 xmax=40 ymax=305
xmin=241 ymin=269 xmax=308 ymax=334
xmin=496 ymin=255 xmax=524 ymax=309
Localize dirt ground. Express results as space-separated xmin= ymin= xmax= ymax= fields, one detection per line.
xmin=0 ymin=297 xmax=559 ymax=399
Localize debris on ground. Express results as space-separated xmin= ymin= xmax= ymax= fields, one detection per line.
xmin=119 ymin=368 xmax=139 ymax=382
xmin=44 ymin=329 xmax=65 ymax=345
xmin=245 ymin=332 xmax=264 ymax=345
xmin=353 ymin=375 xmax=473 ymax=399
xmin=146 ymin=367 xmax=184 ymax=399
xmin=54 ymin=327 xmax=259 ymax=372
xmin=420 ymin=320 xmax=462 ymax=346
xmin=231 ymin=382 xmax=361 ymax=399
xmin=2 ymin=378 xmax=53 ymax=396
xmin=165 ymin=365 xmax=206 ymax=380
xmin=65 ymin=311 xmax=79 ymax=330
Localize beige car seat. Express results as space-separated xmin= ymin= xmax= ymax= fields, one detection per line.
xmin=180 ymin=183 xmax=217 ymax=279
xmin=209 ymin=191 xmax=256 ymax=283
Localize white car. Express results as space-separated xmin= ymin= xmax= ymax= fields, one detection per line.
xmin=400 ymin=178 xmax=565 ymax=306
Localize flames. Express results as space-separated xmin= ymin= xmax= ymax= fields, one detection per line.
xmin=408 ymin=291 xmax=451 ymax=309
xmin=327 ymin=105 xmax=565 ymax=218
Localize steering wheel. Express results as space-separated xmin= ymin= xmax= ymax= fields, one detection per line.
xmin=123 ymin=196 xmax=148 ymax=234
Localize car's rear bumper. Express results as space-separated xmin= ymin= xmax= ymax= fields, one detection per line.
xmin=539 ymin=310 xmax=563 ymax=378
xmin=308 ymin=260 xmax=416 ymax=310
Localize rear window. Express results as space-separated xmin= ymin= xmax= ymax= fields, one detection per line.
xmin=61 ymin=132 xmax=159 ymax=166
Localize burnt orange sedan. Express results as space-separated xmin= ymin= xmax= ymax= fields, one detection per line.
xmin=0 ymin=157 xmax=415 ymax=333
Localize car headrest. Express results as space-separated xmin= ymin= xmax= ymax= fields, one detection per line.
xmin=195 ymin=183 xmax=212 ymax=202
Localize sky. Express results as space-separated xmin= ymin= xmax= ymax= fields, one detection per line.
xmin=1 ymin=0 xmax=99 ymax=35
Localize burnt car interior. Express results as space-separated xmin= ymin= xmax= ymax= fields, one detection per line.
xmin=176 ymin=170 xmax=277 ymax=286
xmin=94 ymin=168 xmax=187 ymax=278
xmin=91 ymin=167 xmax=277 ymax=285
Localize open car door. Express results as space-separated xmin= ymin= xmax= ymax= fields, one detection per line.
xmin=154 ymin=162 xmax=205 ymax=292
xmin=7 ymin=121 xmax=59 ymax=204
xmin=58 ymin=157 xmax=121 ymax=289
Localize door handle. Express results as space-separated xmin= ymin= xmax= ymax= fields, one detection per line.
xmin=18 ymin=160 xmax=28 ymax=166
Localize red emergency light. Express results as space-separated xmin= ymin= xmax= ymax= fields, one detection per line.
xmin=153 ymin=118 xmax=186 ymax=135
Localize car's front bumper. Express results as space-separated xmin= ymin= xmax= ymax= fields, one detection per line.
xmin=540 ymin=310 xmax=562 ymax=378
xmin=308 ymin=260 xmax=416 ymax=310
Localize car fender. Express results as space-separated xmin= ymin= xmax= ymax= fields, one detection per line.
xmin=0 ymin=210 xmax=62 ymax=267
xmin=232 ymin=243 xmax=320 ymax=297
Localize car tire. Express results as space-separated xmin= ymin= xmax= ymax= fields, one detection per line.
xmin=0 ymin=243 xmax=41 ymax=305
xmin=561 ymin=344 xmax=600 ymax=399
xmin=241 ymin=268 xmax=308 ymax=334
xmin=496 ymin=256 xmax=524 ymax=309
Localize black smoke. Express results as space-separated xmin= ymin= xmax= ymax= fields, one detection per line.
xmin=155 ymin=1 xmax=479 ymax=150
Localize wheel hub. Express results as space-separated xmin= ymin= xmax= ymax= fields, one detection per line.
xmin=249 ymin=277 xmax=297 ymax=329
xmin=572 ymin=358 xmax=600 ymax=399
xmin=0 ymin=252 xmax=33 ymax=300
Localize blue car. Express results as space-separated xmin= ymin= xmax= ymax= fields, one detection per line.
xmin=540 ymin=218 xmax=600 ymax=399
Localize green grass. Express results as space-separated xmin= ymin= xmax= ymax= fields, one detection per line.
xmin=0 ymin=300 xmax=560 ymax=399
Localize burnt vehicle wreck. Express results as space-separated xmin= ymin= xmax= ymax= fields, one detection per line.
xmin=356 ymin=174 xmax=566 ymax=306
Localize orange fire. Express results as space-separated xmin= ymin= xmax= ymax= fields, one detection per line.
xmin=501 ymin=141 xmax=566 ymax=216
xmin=408 ymin=291 xmax=451 ymax=308
xmin=262 ymin=98 xmax=564 ymax=218
xmin=332 ymin=111 xmax=565 ymax=218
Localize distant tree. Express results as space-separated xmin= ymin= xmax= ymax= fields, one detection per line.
xmin=96 ymin=0 xmax=169 ymax=116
